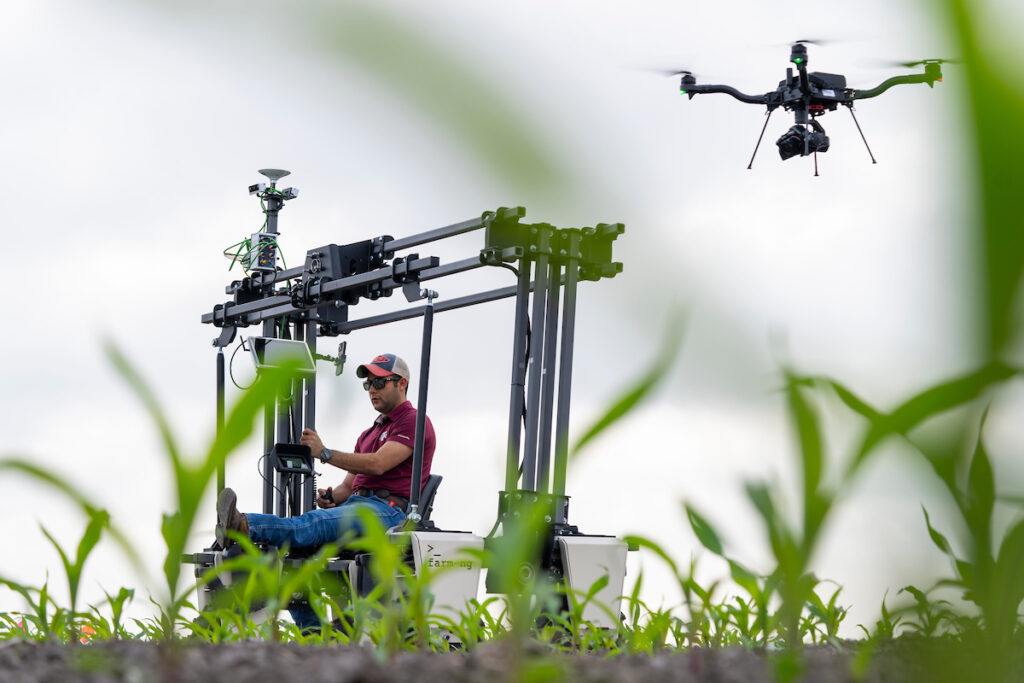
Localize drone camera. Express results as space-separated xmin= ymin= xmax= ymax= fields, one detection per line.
xmin=248 ymin=183 xmax=267 ymax=195
xmin=281 ymin=187 xmax=299 ymax=200
xmin=776 ymin=124 xmax=830 ymax=160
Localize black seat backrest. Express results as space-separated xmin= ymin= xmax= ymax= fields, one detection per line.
xmin=418 ymin=474 xmax=443 ymax=521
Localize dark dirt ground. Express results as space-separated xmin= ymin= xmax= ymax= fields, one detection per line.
xmin=0 ymin=638 xmax=1006 ymax=683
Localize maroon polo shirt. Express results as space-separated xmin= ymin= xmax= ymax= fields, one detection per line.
xmin=350 ymin=400 xmax=435 ymax=498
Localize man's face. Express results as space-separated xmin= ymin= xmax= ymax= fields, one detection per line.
xmin=365 ymin=374 xmax=406 ymax=414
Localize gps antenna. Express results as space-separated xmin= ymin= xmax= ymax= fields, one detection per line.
xmin=847 ymin=106 xmax=878 ymax=164
xmin=747 ymin=109 xmax=775 ymax=170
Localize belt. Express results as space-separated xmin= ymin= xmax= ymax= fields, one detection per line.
xmin=353 ymin=487 xmax=408 ymax=512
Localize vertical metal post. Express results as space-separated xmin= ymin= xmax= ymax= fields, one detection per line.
xmin=536 ymin=259 xmax=561 ymax=494
xmin=275 ymin=320 xmax=292 ymax=517
xmin=522 ymin=228 xmax=551 ymax=491
xmin=407 ymin=290 xmax=436 ymax=523
xmin=303 ymin=320 xmax=318 ymax=512
xmin=505 ymin=261 xmax=532 ymax=492
xmin=288 ymin=323 xmax=305 ymax=515
xmin=552 ymin=231 xmax=582 ymax=513
xmin=216 ymin=348 xmax=226 ymax=494
xmin=261 ymin=319 xmax=276 ymax=514
xmin=264 ymin=196 xmax=282 ymax=235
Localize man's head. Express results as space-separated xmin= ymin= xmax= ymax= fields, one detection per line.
xmin=356 ymin=353 xmax=410 ymax=414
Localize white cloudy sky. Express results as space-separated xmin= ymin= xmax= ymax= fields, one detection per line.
xmin=2 ymin=0 xmax=1022 ymax=634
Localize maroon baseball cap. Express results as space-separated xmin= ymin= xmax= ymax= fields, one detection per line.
xmin=356 ymin=353 xmax=410 ymax=379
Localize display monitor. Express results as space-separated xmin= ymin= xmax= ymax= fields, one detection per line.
xmin=249 ymin=337 xmax=316 ymax=377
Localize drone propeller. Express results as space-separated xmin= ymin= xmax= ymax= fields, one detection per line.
xmin=630 ymin=66 xmax=700 ymax=78
xmin=771 ymin=38 xmax=836 ymax=47
xmin=867 ymin=57 xmax=961 ymax=68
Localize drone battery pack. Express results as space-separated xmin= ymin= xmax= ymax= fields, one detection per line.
xmin=271 ymin=443 xmax=313 ymax=475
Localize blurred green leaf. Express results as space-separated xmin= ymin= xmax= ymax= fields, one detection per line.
xmin=850 ymin=362 xmax=1017 ymax=473
xmin=942 ymin=0 xmax=1024 ymax=356
xmin=816 ymin=377 xmax=883 ymax=422
xmin=0 ymin=460 xmax=144 ymax=581
xmin=572 ymin=311 xmax=685 ymax=456
xmin=784 ymin=373 xmax=829 ymax=546
xmin=965 ymin=416 xmax=994 ymax=559
xmin=684 ymin=503 xmax=724 ymax=556
xmin=311 ymin=2 xmax=568 ymax=197
xmin=922 ymin=505 xmax=954 ymax=558
xmin=990 ymin=518 xmax=1024 ymax=641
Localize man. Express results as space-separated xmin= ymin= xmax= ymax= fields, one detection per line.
xmin=215 ymin=352 xmax=436 ymax=551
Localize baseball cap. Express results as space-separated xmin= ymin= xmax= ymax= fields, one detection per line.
xmin=356 ymin=353 xmax=410 ymax=380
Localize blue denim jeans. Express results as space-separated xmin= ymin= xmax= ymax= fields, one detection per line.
xmin=246 ymin=495 xmax=407 ymax=549
xmin=244 ymin=495 xmax=407 ymax=632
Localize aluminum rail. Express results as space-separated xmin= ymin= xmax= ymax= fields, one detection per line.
xmin=248 ymin=215 xmax=489 ymax=287
xmin=202 ymin=256 xmax=491 ymax=326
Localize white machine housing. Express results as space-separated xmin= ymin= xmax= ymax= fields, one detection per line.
xmin=557 ymin=535 xmax=628 ymax=628
xmin=371 ymin=530 xmax=485 ymax=617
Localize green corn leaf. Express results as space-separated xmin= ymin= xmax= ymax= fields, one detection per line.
xmin=816 ymin=377 xmax=884 ymax=422
xmin=966 ymin=422 xmax=995 ymax=565
xmin=311 ymin=3 xmax=568 ymax=198
xmin=852 ymin=362 xmax=1017 ymax=472
xmin=571 ymin=311 xmax=685 ymax=457
xmin=684 ymin=503 xmax=724 ymax=556
xmin=784 ymin=372 xmax=829 ymax=546
xmin=728 ymin=560 xmax=762 ymax=600
xmin=941 ymin=0 xmax=1024 ymax=356
xmin=988 ymin=518 xmax=1024 ymax=642
xmin=104 ymin=341 xmax=183 ymax=476
xmin=921 ymin=506 xmax=954 ymax=557
xmin=622 ymin=534 xmax=680 ymax=578
xmin=0 ymin=459 xmax=143 ymax=580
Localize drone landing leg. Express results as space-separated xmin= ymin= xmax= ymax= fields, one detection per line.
xmin=847 ymin=106 xmax=878 ymax=164
xmin=746 ymin=109 xmax=775 ymax=170
xmin=814 ymin=151 xmax=820 ymax=177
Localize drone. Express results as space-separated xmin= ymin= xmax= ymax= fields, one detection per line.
xmin=670 ymin=41 xmax=955 ymax=174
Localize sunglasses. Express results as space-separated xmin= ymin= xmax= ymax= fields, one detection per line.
xmin=362 ymin=376 xmax=403 ymax=391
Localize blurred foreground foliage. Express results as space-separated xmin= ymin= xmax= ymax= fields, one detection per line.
xmin=2 ymin=0 xmax=1023 ymax=681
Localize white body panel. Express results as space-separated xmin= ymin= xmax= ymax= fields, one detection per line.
xmin=557 ymin=536 xmax=628 ymax=628
xmin=407 ymin=531 xmax=485 ymax=616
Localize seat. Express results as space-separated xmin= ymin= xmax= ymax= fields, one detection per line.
xmin=418 ymin=474 xmax=443 ymax=521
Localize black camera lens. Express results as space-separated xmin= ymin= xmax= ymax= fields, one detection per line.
xmin=776 ymin=126 xmax=806 ymax=160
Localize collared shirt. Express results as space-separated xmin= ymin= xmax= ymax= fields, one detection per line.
xmin=350 ymin=400 xmax=435 ymax=498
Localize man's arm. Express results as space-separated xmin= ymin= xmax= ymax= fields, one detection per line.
xmin=301 ymin=428 xmax=412 ymax=476
xmin=317 ymin=472 xmax=356 ymax=508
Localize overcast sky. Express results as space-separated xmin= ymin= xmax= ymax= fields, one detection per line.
xmin=2 ymin=0 xmax=1022 ymax=634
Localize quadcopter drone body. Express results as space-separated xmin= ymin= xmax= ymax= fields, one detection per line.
xmin=676 ymin=42 xmax=951 ymax=174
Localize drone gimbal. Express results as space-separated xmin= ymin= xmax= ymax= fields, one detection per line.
xmin=676 ymin=41 xmax=952 ymax=175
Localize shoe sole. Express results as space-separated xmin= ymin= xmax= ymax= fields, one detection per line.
xmin=216 ymin=488 xmax=237 ymax=546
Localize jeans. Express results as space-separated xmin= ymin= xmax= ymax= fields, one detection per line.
xmin=246 ymin=494 xmax=407 ymax=548
xmin=245 ymin=495 xmax=408 ymax=631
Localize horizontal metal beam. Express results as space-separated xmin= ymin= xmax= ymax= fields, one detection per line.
xmin=336 ymin=274 xmax=564 ymax=333
xmin=337 ymin=283 xmax=521 ymax=333
xmin=202 ymin=256 xmax=439 ymax=325
xmin=384 ymin=216 xmax=486 ymax=253
xmin=255 ymin=215 xmax=486 ymax=287
xmin=419 ymin=256 xmax=485 ymax=281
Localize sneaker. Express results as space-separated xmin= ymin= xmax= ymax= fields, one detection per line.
xmin=215 ymin=487 xmax=249 ymax=548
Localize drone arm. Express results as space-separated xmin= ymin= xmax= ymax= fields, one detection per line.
xmin=682 ymin=84 xmax=772 ymax=105
xmin=850 ymin=71 xmax=940 ymax=101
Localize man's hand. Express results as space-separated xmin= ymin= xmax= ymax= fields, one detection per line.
xmin=300 ymin=428 xmax=325 ymax=457
xmin=316 ymin=487 xmax=335 ymax=509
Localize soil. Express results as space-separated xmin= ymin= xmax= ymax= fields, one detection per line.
xmin=0 ymin=638 xmax=1008 ymax=683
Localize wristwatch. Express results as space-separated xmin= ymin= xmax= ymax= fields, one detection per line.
xmin=318 ymin=447 xmax=331 ymax=464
